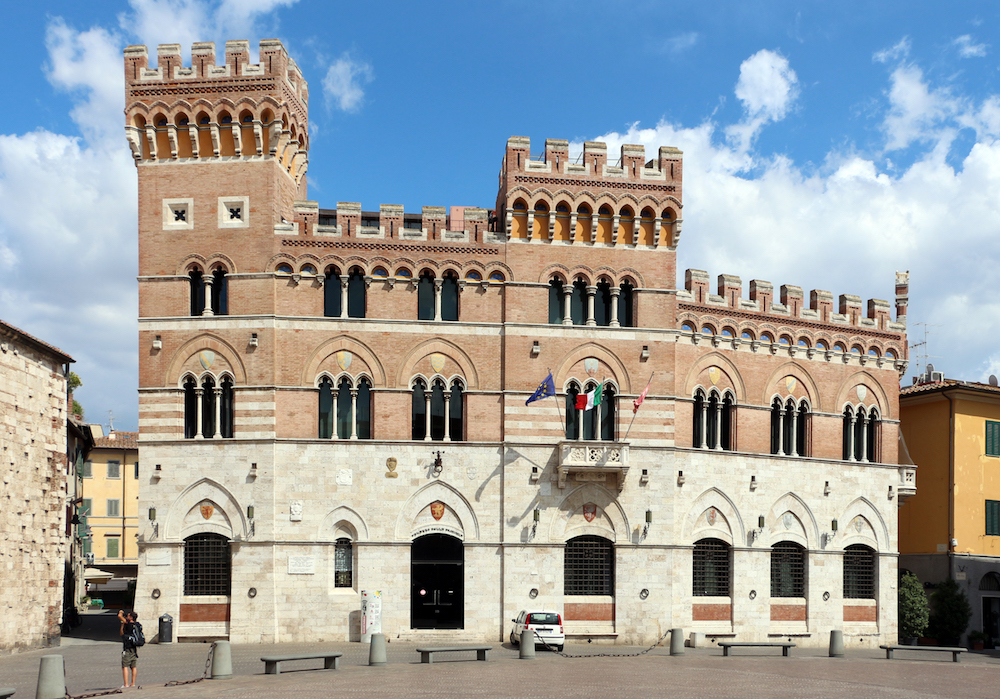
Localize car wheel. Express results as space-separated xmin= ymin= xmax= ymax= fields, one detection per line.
xmin=511 ymin=633 xmax=518 ymax=646
xmin=556 ymin=645 xmax=564 ymax=652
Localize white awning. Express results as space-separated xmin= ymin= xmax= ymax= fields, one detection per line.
xmin=83 ymin=567 xmax=114 ymax=583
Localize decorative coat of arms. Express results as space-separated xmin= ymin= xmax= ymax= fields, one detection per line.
xmin=199 ymin=350 xmax=215 ymax=370
xmin=856 ymin=385 xmax=867 ymax=401
xmin=783 ymin=512 xmax=794 ymax=530
xmin=583 ymin=503 xmax=597 ymax=522
xmin=854 ymin=517 xmax=864 ymax=533
xmin=200 ymin=503 xmax=214 ymax=520
xmin=430 ymin=353 xmax=446 ymax=374
xmin=708 ymin=366 xmax=720 ymax=385
xmin=707 ymin=507 xmax=717 ymax=526
xmin=784 ymin=376 xmax=797 ymax=393
xmin=385 ymin=457 xmax=398 ymax=479
xmin=430 ymin=501 xmax=446 ymax=520
xmin=336 ymin=351 xmax=353 ymax=371
xmin=584 ymin=358 xmax=599 ymax=376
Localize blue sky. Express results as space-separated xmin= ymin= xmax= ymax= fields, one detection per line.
xmin=2 ymin=0 xmax=1000 ymax=431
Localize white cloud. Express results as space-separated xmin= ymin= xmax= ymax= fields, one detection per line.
xmin=954 ymin=34 xmax=987 ymax=58
xmin=881 ymin=64 xmax=960 ymax=151
xmin=662 ymin=32 xmax=699 ymax=54
xmin=874 ymin=36 xmax=911 ymax=64
xmin=322 ymin=54 xmax=374 ymax=112
xmin=724 ymin=49 xmax=799 ymax=157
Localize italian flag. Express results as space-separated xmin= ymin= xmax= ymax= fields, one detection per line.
xmin=576 ymin=382 xmax=603 ymax=411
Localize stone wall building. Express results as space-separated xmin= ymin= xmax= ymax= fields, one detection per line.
xmin=0 ymin=320 xmax=74 ymax=652
xmin=127 ymin=40 xmax=914 ymax=648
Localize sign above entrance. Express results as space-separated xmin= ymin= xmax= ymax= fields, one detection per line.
xmin=430 ymin=501 xmax=445 ymax=520
xmin=412 ymin=524 xmax=464 ymax=540
xmin=583 ymin=503 xmax=597 ymax=522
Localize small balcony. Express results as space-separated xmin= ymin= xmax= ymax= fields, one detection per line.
xmin=896 ymin=465 xmax=917 ymax=505
xmin=557 ymin=441 xmax=630 ymax=490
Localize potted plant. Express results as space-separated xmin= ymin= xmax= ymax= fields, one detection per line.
xmin=968 ymin=630 xmax=989 ymax=651
xmin=927 ymin=578 xmax=971 ymax=646
xmin=898 ymin=572 xmax=929 ymax=644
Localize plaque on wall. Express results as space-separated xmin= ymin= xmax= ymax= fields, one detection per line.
xmin=288 ymin=556 xmax=316 ymax=574
xmin=146 ymin=549 xmax=171 ymax=566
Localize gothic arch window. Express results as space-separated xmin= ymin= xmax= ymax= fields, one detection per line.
xmin=694 ymin=389 xmax=734 ymax=451
xmin=411 ymin=379 xmax=428 ymax=440
xmin=319 ymin=376 xmax=372 ymax=440
xmin=618 ymin=280 xmax=635 ymax=327
xmin=418 ymin=271 xmax=435 ymax=320
xmin=219 ymin=376 xmax=234 ymax=438
xmin=843 ymin=544 xmax=876 ymax=599
xmin=201 ymin=376 xmax=217 ymax=438
xmin=771 ymin=398 xmax=808 ymax=456
xmin=564 ymin=536 xmax=614 ymax=596
xmin=844 ymin=405 xmax=879 ymax=462
xmin=595 ymin=279 xmax=612 ymax=326
xmin=334 ymin=537 xmax=353 ymax=588
xmin=356 ymin=378 xmax=372 ymax=440
xmin=548 ymin=277 xmax=564 ymax=324
xmin=411 ymin=377 xmax=463 ymax=441
xmin=184 ymin=533 xmax=231 ymax=596
xmin=211 ymin=266 xmax=228 ymax=316
xmin=441 ymin=271 xmax=459 ymax=322
xmin=571 ymin=279 xmax=587 ymax=325
xmin=771 ymin=541 xmax=806 ymax=598
xmin=597 ymin=382 xmax=616 ymax=441
xmin=568 ymin=380 xmax=617 ymax=441
xmin=565 ymin=381 xmax=582 ymax=440
xmin=866 ymin=408 xmax=880 ymax=462
xmin=324 ymin=266 xmax=342 ymax=318
xmin=693 ymin=538 xmax=730 ymax=597
xmin=854 ymin=406 xmax=867 ymax=461
xmin=336 ymin=377 xmax=353 ymax=439
xmin=448 ymin=380 xmax=465 ymax=442
xmin=979 ymin=572 xmax=1000 ymax=591
xmin=318 ymin=376 xmax=334 ymax=439
xmin=347 ymin=267 xmax=366 ymax=318
xmin=189 ymin=268 xmax=204 ymax=316
xmin=183 ymin=376 xmax=198 ymax=438
xmin=692 ymin=389 xmax=705 ymax=448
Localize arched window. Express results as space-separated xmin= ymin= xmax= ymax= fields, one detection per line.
xmin=565 ymin=382 xmax=581 ymax=440
xmin=595 ymin=280 xmax=612 ymax=326
xmin=336 ymin=377 xmax=353 ymax=439
xmin=183 ymin=376 xmax=198 ymax=438
xmin=347 ymin=268 xmax=366 ymax=318
xmin=318 ymin=377 xmax=334 ymax=438
xmin=693 ymin=538 xmax=730 ymax=597
xmin=324 ymin=266 xmax=342 ymax=318
xmin=356 ymin=379 xmax=372 ymax=440
xmin=448 ymin=380 xmax=464 ymax=442
xmin=618 ymin=281 xmax=634 ymax=327
xmin=211 ymin=267 xmax=228 ymax=315
xmin=571 ymin=279 xmax=587 ymax=325
xmin=979 ymin=572 xmax=1000 ymax=591
xmin=843 ymin=544 xmax=876 ymax=599
xmin=441 ymin=272 xmax=459 ymax=321
xmin=201 ymin=376 xmax=216 ymax=438
xmin=692 ymin=389 xmax=705 ymax=448
xmin=410 ymin=378 xmax=461 ymax=441
xmin=564 ymin=536 xmax=613 ymax=595
xmin=189 ymin=269 xmax=204 ymax=316
xmin=548 ymin=278 xmax=564 ymax=324
xmin=411 ymin=379 xmax=428 ymax=441
xmin=796 ymin=400 xmax=809 ymax=457
xmin=771 ymin=398 xmax=783 ymax=455
xmin=598 ymin=383 xmax=616 ymax=441
xmin=866 ymin=408 xmax=880 ymax=462
xmin=771 ymin=542 xmax=805 ymax=598
xmin=334 ymin=537 xmax=353 ymax=588
xmin=219 ymin=376 xmax=234 ymax=438
xmin=854 ymin=407 xmax=867 ymax=461
xmin=695 ymin=390 xmax=734 ymax=450
xmin=771 ymin=398 xmax=806 ymax=456
xmin=418 ymin=271 xmax=435 ymax=320
xmin=428 ymin=379 xmax=446 ymax=440
xmin=842 ymin=406 xmax=854 ymax=460
xmin=183 ymin=533 xmax=231 ymax=596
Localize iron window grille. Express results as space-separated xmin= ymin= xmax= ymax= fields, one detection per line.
xmin=693 ymin=538 xmax=731 ymax=597
xmin=843 ymin=544 xmax=876 ymax=599
xmin=184 ymin=533 xmax=232 ymax=596
xmin=770 ymin=542 xmax=806 ymax=598
xmin=334 ymin=538 xmax=353 ymax=588
xmin=564 ymin=536 xmax=614 ymax=596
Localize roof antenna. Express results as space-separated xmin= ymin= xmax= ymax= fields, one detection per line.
xmin=108 ymin=410 xmax=115 ymax=438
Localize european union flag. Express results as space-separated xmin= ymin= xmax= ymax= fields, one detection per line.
xmin=525 ymin=372 xmax=556 ymax=406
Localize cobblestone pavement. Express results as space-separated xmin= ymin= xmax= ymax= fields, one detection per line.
xmin=2 ymin=615 xmax=998 ymax=699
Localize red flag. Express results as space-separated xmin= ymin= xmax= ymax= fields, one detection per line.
xmin=575 ymin=394 xmax=587 ymax=410
xmin=633 ymin=376 xmax=653 ymax=413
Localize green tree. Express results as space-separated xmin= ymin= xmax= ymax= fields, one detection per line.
xmin=898 ymin=572 xmax=929 ymax=640
xmin=68 ymin=371 xmax=84 ymax=419
xmin=928 ymin=577 xmax=972 ymax=643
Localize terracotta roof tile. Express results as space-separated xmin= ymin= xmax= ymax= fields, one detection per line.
xmin=93 ymin=431 xmax=139 ymax=450
xmin=900 ymin=378 xmax=1000 ymax=397
xmin=0 ymin=318 xmax=74 ymax=363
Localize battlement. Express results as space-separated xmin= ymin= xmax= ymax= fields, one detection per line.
xmin=503 ymin=136 xmax=682 ymax=184
xmin=291 ymin=203 xmax=501 ymax=246
xmin=678 ymin=269 xmax=909 ymax=336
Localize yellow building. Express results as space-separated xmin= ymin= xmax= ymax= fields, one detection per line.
xmin=81 ymin=428 xmax=139 ymax=594
xmin=899 ymin=374 xmax=1000 ymax=642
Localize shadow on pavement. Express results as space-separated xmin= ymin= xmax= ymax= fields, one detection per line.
xmin=62 ymin=610 xmax=123 ymax=643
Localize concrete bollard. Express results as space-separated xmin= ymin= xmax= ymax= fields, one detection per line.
xmin=35 ymin=654 xmax=65 ymax=699
xmin=210 ymin=640 xmax=233 ymax=680
xmin=368 ymin=633 xmax=387 ymax=666
xmin=519 ymin=629 xmax=535 ymax=659
xmin=670 ymin=628 xmax=685 ymax=656
xmin=829 ymin=630 xmax=844 ymax=658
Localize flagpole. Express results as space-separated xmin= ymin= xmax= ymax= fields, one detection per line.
xmin=623 ymin=372 xmax=654 ymax=442
xmin=550 ymin=368 xmax=564 ymax=426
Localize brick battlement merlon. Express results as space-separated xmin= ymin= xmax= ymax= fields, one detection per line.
xmin=124 ymin=40 xmax=308 ymax=105
xmin=678 ymin=269 xmax=909 ymax=335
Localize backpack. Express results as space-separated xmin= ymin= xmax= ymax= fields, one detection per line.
xmin=128 ymin=622 xmax=145 ymax=648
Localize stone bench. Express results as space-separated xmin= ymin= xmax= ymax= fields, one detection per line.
xmin=718 ymin=641 xmax=795 ymax=657
xmin=0 ymin=687 xmax=15 ymax=698
xmin=416 ymin=646 xmax=492 ymax=664
xmin=879 ymin=645 xmax=965 ymax=662
xmin=260 ymin=653 xmax=342 ymax=675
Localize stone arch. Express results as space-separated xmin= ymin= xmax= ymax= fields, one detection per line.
xmin=302 ymin=336 xmax=387 ymax=388
xmin=205 ymin=252 xmax=237 ymax=274
xmin=547 ymin=484 xmax=628 ymax=543
xmin=319 ymin=505 xmax=369 ymax=542
xmin=554 ymin=342 xmax=631 ymax=394
xmin=765 ymin=492 xmax=819 ymax=548
xmin=165 ymin=333 xmax=248 ymax=386
xmin=539 ymin=263 xmax=571 ymax=284
xmin=835 ymin=371 xmax=892 ymax=419
xmin=166 ymin=477 xmax=247 ymax=541
xmin=394 ymin=480 xmax=480 ymax=542
xmin=176 ymin=253 xmax=208 ymax=275
xmin=761 ymin=362 xmax=822 ymax=411
xmin=684 ymin=352 xmax=746 ymax=402
xmin=615 ymin=267 xmax=646 ymax=287
xmin=839 ymin=497 xmax=888 ymax=550
xmin=396 ymin=338 xmax=479 ymax=390
xmin=682 ymin=487 xmax=744 ymax=545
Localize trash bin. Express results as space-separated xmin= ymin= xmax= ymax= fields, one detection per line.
xmin=159 ymin=613 xmax=173 ymax=644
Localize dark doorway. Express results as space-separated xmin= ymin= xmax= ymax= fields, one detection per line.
xmin=411 ymin=534 xmax=463 ymax=629
xmin=983 ymin=596 xmax=1000 ymax=639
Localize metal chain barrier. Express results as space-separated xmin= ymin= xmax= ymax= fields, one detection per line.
xmin=532 ymin=626 xmax=674 ymax=658
xmin=164 ymin=643 xmax=214 ymax=687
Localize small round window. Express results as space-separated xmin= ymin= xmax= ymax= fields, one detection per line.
xmin=276 ymin=263 xmax=293 ymax=274
xmin=488 ymin=271 xmax=505 ymax=282
xmin=300 ymin=264 xmax=317 ymax=275
xmin=372 ymin=267 xmax=389 ymax=278
xmin=466 ymin=270 xmax=482 ymax=280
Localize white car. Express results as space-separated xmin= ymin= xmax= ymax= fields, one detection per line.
xmin=510 ymin=610 xmax=564 ymax=651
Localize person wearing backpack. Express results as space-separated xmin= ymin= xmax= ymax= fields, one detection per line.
xmin=118 ymin=609 xmax=142 ymax=689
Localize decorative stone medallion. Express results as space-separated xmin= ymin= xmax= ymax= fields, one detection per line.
xmin=783 ymin=512 xmax=794 ymax=530
xmin=854 ymin=516 xmax=864 ymax=533
xmin=430 ymin=353 xmax=446 ymax=374
xmin=856 ymin=385 xmax=868 ymax=401
xmin=200 ymin=503 xmax=214 ymax=520
xmin=583 ymin=503 xmax=597 ymax=522
xmin=584 ymin=358 xmax=599 ymax=376
xmin=430 ymin=501 xmax=446 ymax=520
xmin=290 ymin=500 xmax=303 ymax=521
xmin=336 ymin=351 xmax=353 ymax=371
xmin=785 ymin=376 xmax=797 ymax=393
xmin=467 ymin=466 xmax=477 ymax=480
xmin=708 ymin=366 xmax=720 ymax=385
xmin=336 ymin=468 xmax=352 ymax=485
xmin=199 ymin=350 xmax=215 ymax=370
xmin=385 ymin=457 xmax=398 ymax=479
xmin=707 ymin=507 xmax=718 ymax=526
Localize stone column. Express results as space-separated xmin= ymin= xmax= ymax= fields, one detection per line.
xmin=846 ymin=414 xmax=856 ymax=461
xmin=211 ymin=387 xmax=222 ymax=439
xmin=713 ymin=401 xmax=724 ymax=451
xmin=699 ymin=401 xmax=708 ymax=449
xmin=609 ymin=287 xmax=621 ymax=328
xmin=562 ymin=287 xmax=573 ymax=326
xmin=860 ymin=415 xmax=869 ymax=463
xmin=202 ymin=276 xmax=214 ymax=316
xmin=434 ymin=279 xmax=443 ymax=322
xmin=349 ymin=389 xmax=358 ymax=440
xmin=585 ymin=286 xmax=597 ymax=326
xmin=443 ymin=391 xmax=452 ymax=442
xmin=424 ymin=391 xmax=432 ymax=441
xmin=776 ymin=407 xmax=785 ymax=456
xmin=195 ymin=388 xmax=204 ymax=439
xmin=340 ymin=275 xmax=349 ymax=318
xmin=789 ymin=406 xmax=799 ymax=457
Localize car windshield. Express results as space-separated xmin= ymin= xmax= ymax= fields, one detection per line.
xmin=528 ymin=613 xmax=559 ymax=625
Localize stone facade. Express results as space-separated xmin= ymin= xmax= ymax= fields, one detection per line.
xmin=0 ymin=320 xmax=73 ymax=653
xmin=127 ymin=40 xmax=912 ymax=648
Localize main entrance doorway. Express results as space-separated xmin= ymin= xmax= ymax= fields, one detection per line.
xmin=411 ymin=534 xmax=464 ymax=629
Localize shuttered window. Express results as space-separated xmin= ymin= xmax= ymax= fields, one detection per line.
xmin=987 ymin=421 xmax=1000 ymax=457
xmin=987 ymin=500 xmax=1000 ymax=536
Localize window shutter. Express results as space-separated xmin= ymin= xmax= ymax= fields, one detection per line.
xmin=987 ymin=501 xmax=1000 ymax=536
xmin=988 ymin=422 xmax=1000 ymax=457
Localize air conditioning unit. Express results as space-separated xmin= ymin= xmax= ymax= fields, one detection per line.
xmin=84 ymin=553 xmax=94 ymax=564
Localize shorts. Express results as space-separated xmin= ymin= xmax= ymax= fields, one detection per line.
xmin=122 ymin=648 xmax=138 ymax=668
